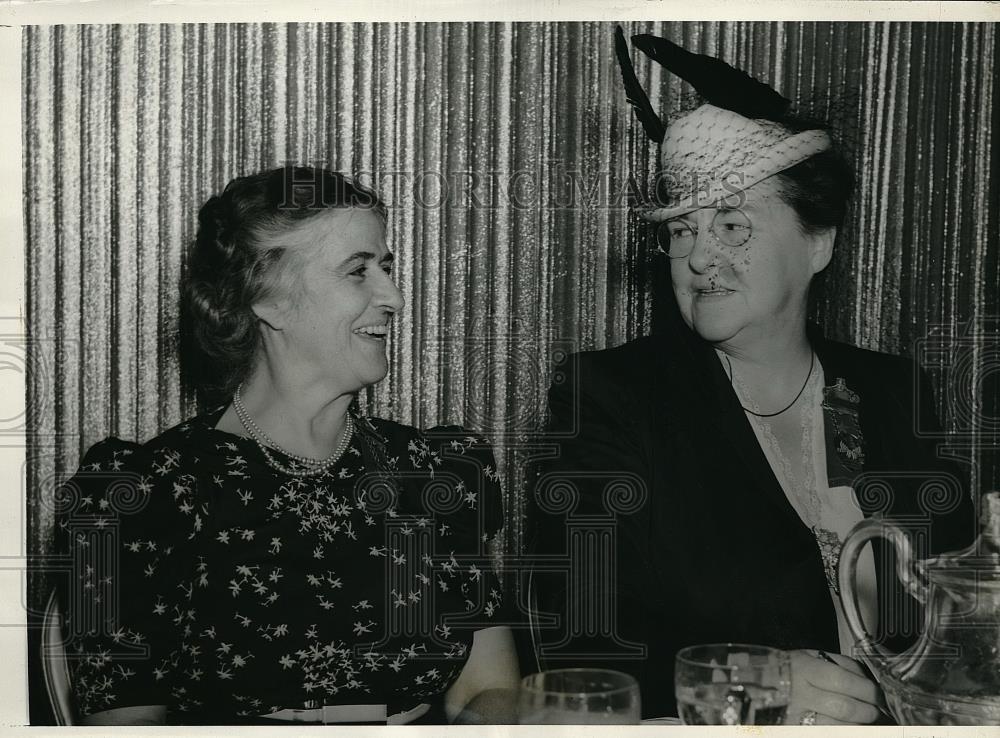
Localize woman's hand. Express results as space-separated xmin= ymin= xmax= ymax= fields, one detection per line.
xmin=80 ymin=705 xmax=167 ymax=725
xmin=786 ymin=649 xmax=888 ymax=725
xmin=444 ymin=626 xmax=520 ymax=724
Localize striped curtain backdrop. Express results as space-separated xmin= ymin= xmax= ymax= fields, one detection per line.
xmin=24 ymin=22 xmax=999 ymax=620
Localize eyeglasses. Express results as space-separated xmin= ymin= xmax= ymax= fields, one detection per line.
xmin=656 ymin=209 xmax=753 ymax=259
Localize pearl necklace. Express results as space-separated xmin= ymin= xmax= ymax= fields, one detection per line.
xmin=232 ymin=383 xmax=354 ymax=477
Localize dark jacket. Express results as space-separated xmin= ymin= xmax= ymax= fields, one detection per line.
xmin=529 ymin=324 xmax=976 ymax=719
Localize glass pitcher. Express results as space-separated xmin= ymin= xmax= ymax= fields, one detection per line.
xmin=838 ymin=491 xmax=1000 ymax=725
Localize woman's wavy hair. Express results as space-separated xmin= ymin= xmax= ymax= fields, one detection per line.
xmin=773 ymin=115 xmax=855 ymax=237
xmin=181 ymin=166 xmax=385 ymax=402
xmin=772 ymin=114 xmax=856 ymax=319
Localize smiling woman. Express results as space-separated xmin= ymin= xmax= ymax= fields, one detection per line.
xmin=54 ymin=166 xmax=519 ymax=725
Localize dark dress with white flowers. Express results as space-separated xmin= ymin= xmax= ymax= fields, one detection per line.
xmin=55 ymin=409 xmax=504 ymax=724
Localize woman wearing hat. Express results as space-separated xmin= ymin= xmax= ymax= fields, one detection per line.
xmin=56 ymin=166 xmax=519 ymax=725
xmin=530 ymin=32 xmax=975 ymax=725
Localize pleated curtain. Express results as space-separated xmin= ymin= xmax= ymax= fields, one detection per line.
xmin=24 ymin=22 xmax=1000 ymax=614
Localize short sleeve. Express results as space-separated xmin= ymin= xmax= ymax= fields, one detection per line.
xmin=412 ymin=426 xmax=506 ymax=630
xmin=55 ymin=438 xmax=199 ymax=718
xmin=424 ymin=426 xmax=503 ymax=540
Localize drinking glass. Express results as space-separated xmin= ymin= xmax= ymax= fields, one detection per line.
xmin=517 ymin=668 xmax=641 ymax=724
xmin=674 ymin=643 xmax=791 ymax=725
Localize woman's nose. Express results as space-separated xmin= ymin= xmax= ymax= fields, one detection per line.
xmin=686 ymin=228 xmax=719 ymax=273
xmin=379 ymin=271 xmax=405 ymax=313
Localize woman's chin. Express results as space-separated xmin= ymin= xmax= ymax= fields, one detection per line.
xmin=336 ymin=356 xmax=389 ymax=394
xmin=363 ymin=359 xmax=390 ymax=387
xmin=689 ymin=315 xmax=742 ymax=344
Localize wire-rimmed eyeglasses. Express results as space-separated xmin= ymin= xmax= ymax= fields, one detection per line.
xmin=655 ymin=209 xmax=753 ymax=259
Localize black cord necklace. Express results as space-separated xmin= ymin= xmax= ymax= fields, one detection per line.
xmin=725 ymin=351 xmax=815 ymax=418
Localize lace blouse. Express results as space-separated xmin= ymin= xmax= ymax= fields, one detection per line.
xmin=724 ymin=354 xmax=879 ymax=653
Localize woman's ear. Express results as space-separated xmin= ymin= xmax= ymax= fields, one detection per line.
xmin=810 ymin=227 xmax=836 ymax=274
xmin=252 ymin=298 xmax=290 ymax=331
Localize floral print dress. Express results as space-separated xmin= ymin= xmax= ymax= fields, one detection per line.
xmin=55 ymin=409 xmax=504 ymax=723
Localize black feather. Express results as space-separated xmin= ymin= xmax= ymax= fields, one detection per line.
xmin=632 ymin=34 xmax=791 ymax=122
xmin=614 ymin=26 xmax=665 ymax=142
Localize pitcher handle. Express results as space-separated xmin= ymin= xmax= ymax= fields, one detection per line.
xmin=838 ymin=518 xmax=928 ymax=666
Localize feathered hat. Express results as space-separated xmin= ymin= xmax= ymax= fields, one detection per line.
xmin=615 ymin=27 xmax=831 ymax=221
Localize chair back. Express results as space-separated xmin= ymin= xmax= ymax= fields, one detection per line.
xmin=41 ymin=590 xmax=75 ymax=725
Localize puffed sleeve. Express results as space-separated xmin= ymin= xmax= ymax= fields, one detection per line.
xmin=54 ymin=438 xmax=200 ymax=718
xmin=414 ymin=427 xmax=506 ymax=631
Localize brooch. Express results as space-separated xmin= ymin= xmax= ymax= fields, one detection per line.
xmin=822 ymin=377 xmax=866 ymax=484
